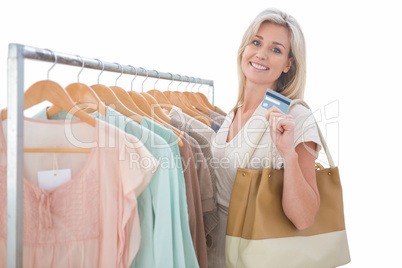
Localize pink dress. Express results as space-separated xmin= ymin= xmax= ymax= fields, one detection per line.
xmin=0 ymin=116 xmax=159 ymax=267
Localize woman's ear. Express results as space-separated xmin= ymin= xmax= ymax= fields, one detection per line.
xmin=283 ymin=57 xmax=294 ymax=73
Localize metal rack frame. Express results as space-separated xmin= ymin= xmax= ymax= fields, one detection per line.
xmin=5 ymin=43 xmax=214 ymax=267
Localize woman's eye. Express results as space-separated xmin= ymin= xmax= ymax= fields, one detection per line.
xmin=252 ymin=40 xmax=261 ymax=46
xmin=272 ymin=48 xmax=281 ymax=53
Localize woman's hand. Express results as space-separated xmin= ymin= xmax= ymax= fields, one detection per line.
xmin=265 ymin=106 xmax=296 ymax=160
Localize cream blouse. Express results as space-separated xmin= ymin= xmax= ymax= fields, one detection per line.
xmin=211 ymin=101 xmax=322 ymax=208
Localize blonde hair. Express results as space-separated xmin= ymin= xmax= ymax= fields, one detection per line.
xmin=231 ymin=8 xmax=306 ymax=113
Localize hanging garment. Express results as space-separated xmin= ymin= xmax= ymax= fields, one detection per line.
xmin=169 ymin=105 xmax=216 ymax=146
xmin=169 ymin=110 xmax=222 ymax=253
xmin=195 ymin=107 xmax=225 ymax=126
xmin=169 ymin=117 xmax=219 ymax=243
xmin=32 ymin=106 xmax=181 ymax=268
xmin=176 ymin=131 xmax=212 ymax=268
xmin=190 ymin=107 xmax=222 ymax=133
xmin=0 ymin=115 xmax=158 ymax=268
xmin=139 ymin=117 xmax=200 ymax=268
xmin=176 ymin=135 xmax=208 ymax=268
xmin=210 ymin=121 xmax=221 ymax=133
xmin=179 ymin=132 xmax=213 ymax=216
xmin=209 ymin=100 xmax=322 ymax=268
xmin=208 ymin=109 xmax=225 ymax=125
xmin=141 ymin=116 xmax=207 ymax=268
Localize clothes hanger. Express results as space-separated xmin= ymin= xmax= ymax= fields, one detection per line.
xmin=134 ymin=68 xmax=172 ymax=123
xmin=165 ymin=75 xmax=212 ymax=127
xmin=182 ymin=77 xmax=210 ymax=114
xmin=107 ymin=63 xmax=182 ymax=146
xmin=163 ymin=75 xmax=195 ymax=115
xmin=90 ymin=59 xmax=143 ymax=124
xmin=47 ymin=55 xmax=107 ymax=117
xmin=173 ymin=76 xmax=212 ymax=122
xmin=162 ymin=73 xmax=184 ymax=109
xmin=111 ymin=65 xmax=172 ymax=127
xmin=174 ymin=75 xmax=200 ymax=109
xmin=127 ymin=66 xmax=167 ymax=124
xmin=1 ymin=49 xmax=95 ymax=153
xmin=125 ymin=66 xmax=156 ymax=119
xmin=109 ymin=62 xmax=150 ymax=117
xmin=194 ymin=83 xmax=216 ymax=111
xmin=134 ymin=68 xmax=185 ymax=145
xmin=147 ymin=72 xmax=172 ymax=108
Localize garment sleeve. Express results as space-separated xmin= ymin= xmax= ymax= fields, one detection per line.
xmin=118 ymin=133 xmax=160 ymax=268
xmin=289 ymin=104 xmax=322 ymax=154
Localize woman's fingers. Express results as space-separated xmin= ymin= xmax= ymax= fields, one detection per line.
xmin=269 ymin=112 xmax=287 ymax=130
xmin=266 ymin=107 xmax=295 ymax=146
xmin=265 ymin=106 xmax=283 ymax=121
xmin=268 ymin=112 xmax=294 ymax=143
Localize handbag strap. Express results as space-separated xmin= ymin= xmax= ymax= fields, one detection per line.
xmin=240 ymin=99 xmax=335 ymax=169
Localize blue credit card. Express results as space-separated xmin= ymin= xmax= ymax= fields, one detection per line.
xmin=260 ymin=88 xmax=291 ymax=114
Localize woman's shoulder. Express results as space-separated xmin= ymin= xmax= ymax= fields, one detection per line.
xmin=288 ymin=103 xmax=314 ymax=121
xmin=288 ymin=103 xmax=319 ymax=136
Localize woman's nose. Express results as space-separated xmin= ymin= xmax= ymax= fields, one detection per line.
xmin=255 ymin=48 xmax=267 ymax=60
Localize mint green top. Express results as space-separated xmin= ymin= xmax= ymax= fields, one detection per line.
xmin=32 ymin=108 xmax=193 ymax=268
xmin=140 ymin=116 xmax=199 ymax=268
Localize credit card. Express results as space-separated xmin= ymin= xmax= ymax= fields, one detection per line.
xmin=260 ymin=88 xmax=291 ymax=114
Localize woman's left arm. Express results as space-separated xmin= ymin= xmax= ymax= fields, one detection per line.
xmin=266 ymin=106 xmax=320 ymax=230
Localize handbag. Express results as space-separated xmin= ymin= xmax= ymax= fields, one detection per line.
xmin=225 ymin=99 xmax=351 ymax=268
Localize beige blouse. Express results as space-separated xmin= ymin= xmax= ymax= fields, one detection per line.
xmin=211 ymin=101 xmax=322 ymax=208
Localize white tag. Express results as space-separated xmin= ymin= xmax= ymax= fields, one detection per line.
xmin=38 ymin=169 xmax=72 ymax=191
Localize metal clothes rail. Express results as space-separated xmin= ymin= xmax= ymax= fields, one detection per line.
xmin=5 ymin=43 xmax=215 ymax=268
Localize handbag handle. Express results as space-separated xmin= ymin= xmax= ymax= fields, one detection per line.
xmin=241 ymin=99 xmax=335 ymax=169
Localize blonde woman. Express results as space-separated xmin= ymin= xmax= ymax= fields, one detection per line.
xmin=210 ymin=8 xmax=322 ymax=267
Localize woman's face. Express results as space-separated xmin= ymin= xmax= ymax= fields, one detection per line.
xmin=241 ymin=22 xmax=293 ymax=91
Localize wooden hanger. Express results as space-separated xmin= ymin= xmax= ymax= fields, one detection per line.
xmin=140 ymin=92 xmax=172 ymax=123
xmin=46 ymin=56 xmax=107 ymax=118
xmin=109 ymin=63 xmax=151 ymax=117
xmin=195 ymin=90 xmax=216 ymax=111
xmin=187 ymin=80 xmax=215 ymax=110
xmin=164 ymin=75 xmax=212 ymax=126
xmin=110 ymin=86 xmax=149 ymax=117
xmin=1 ymin=80 xmax=96 ymax=153
xmin=128 ymin=67 xmax=171 ymax=123
xmin=90 ymin=60 xmax=143 ymax=124
xmin=164 ymin=90 xmax=212 ymax=127
xmin=134 ymin=68 xmax=187 ymax=146
xmin=147 ymin=90 xmax=174 ymax=111
xmin=90 ymin=84 xmax=143 ymax=124
xmin=177 ymin=91 xmax=211 ymax=119
xmin=144 ymin=73 xmax=174 ymax=112
xmin=181 ymin=77 xmax=210 ymax=114
xmin=128 ymin=91 xmax=152 ymax=115
xmin=177 ymin=91 xmax=212 ymax=125
xmin=109 ymin=66 xmax=183 ymax=146
xmin=183 ymin=91 xmax=210 ymax=114
xmin=47 ymin=82 xmax=107 ymax=117
xmin=128 ymin=91 xmax=171 ymax=125
xmin=123 ymin=66 xmax=157 ymax=119
xmin=128 ymin=89 xmax=184 ymax=145
xmin=175 ymin=91 xmax=212 ymax=120
xmin=147 ymin=89 xmax=172 ymax=105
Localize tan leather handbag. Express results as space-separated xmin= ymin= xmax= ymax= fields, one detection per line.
xmin=225 ymin=100 xmax=351 ymax=268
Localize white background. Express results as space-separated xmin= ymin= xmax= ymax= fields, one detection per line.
xmin=1 ymin=0 xmax=401 ymax=266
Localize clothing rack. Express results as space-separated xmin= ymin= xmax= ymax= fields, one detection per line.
xmin=5 ymin=43 xmax=215 ymax=268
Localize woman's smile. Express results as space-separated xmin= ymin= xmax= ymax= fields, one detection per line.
xmin=249 ymin=61 xmax=269 ymax=71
